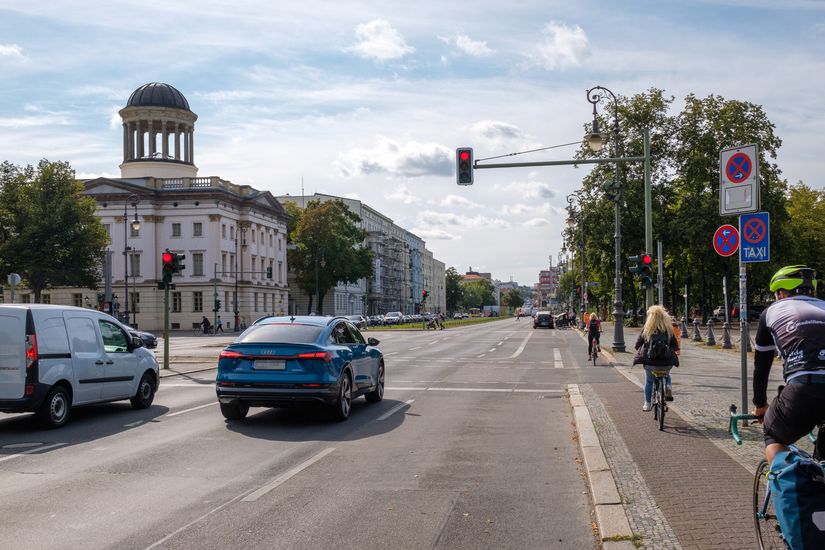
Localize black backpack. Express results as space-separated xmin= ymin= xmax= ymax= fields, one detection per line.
xmin=646 ymin=332 xmax=672 ymax=361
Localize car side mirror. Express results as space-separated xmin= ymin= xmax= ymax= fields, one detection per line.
xmin=367 ymin=337 xmax=380 ymax=346
xmin=131 ymin=336 xmax=144 ymax=349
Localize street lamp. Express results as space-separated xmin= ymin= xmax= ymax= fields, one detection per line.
xmin=566 ymin=192 xmax=586 ymax=328
xmin=234 ymin=225 xmax=247 ymax=332
xmin=586 ymin=85 xmax=625 ymax=352
xmin=123 ymin=194 xmax=140 ymax=327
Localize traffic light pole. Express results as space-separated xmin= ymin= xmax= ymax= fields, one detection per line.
xmin=162 ymin=281 xmax=170 ymax=370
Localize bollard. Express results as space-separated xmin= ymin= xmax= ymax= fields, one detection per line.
xmin=721 ymin=322 xmax=732 ymax=349
xmin=693 ymin=318 xmax=703 ymax=342
xmin=706 ymin=319 xmax=716 ymax=346
xmin=680 ymin=317 xmax=689 ymax=338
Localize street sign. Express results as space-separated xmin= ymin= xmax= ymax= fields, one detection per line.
xmin=712 ymin=224 xmax=739 ymax=257
xmin=739 ymin=212 xmax=770 ymax=263
xmin=719 ymin=144 xmax=759 ymax=215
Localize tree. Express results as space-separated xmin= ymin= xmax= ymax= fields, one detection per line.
xmin=445 ymin=266 xmax=464 ymax=313
xmin=283 ymin=199 xmax=373 ymax=315
xmin=461 ymin=279 xmax=495 ymax=309
xmin=785 ymin=182 xmax=825 ymax=298
xmin=500 ymin=288 xmax=524 ymax=309
xmin=0 ymin=160 xmax=110 ymax=302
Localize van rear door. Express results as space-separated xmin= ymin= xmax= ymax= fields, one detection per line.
xmin=0 ymin=309 xmax=27 ymax=399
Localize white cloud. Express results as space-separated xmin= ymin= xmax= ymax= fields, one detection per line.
xmin=0 ymin=44 xmax=25 ymax=61
xmin=346 ymin=19 xmax=414 ymax=61
xmin=409 ymin=228 xmax=461 ymax=240
xmin=384 ymin=183 xmax=421 ymax=204
xmin=529 ymin=21 xmax=590 ymax=69
xmin=440 ymin=195 xmax=482 ymax=208
xmin=522 ymin=218 xmax=550 ymax=227
xmin=500 ymin=203 xmax=553 ymax=216
xmin=440 ymin=34 xmax=494 ymax=57
xmin=469 ymin=120 xmax=525 ymax=141
xmin=336 ymin=136 xmax=452 ymax=178
xmin=417 ymin=210 xmax=510 ymax=229
xmin=492 ymin=180 xmax=556 ymax=200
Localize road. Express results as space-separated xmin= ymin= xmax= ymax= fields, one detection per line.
xmin=0 ymin=319 xmax=622 ymax=549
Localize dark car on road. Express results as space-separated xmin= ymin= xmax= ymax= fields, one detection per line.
xmin=127 ymin=326 xmax=158 ymax=348
xmin=533 ymin=311 xmax=554 ymax=329
xmin=216 ymin=316 xmax=384 ymax=421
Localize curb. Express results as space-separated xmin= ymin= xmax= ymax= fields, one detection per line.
xmin=568 ymin=384 xmax=634 ymax=548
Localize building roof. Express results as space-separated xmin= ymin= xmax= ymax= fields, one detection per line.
xmin=126 ymin=82 xmax=191 ymax=111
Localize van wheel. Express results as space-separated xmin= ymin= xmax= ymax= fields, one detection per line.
xmin=130 ymin=372 xmax=156 ymax=409
xmin=37 ymin=386 xmax=71 ymax=429
xmin=220 ymin=402 xmax=249 ymax=420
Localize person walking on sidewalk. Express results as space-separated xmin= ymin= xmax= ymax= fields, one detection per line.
xmin=586 ymin=312 xmax=602 ymax=358
xmin=215 ymin=315 xmax=224 ymax=333
xmin=752 ymin=265 xmax=825 ymax=465
xmin=633 ymin=305 xmax=680 ymax=411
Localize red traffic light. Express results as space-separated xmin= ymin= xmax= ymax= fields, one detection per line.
xmin=162 ymin=252 xmax=173 ymax=264
xmin=459 ymin=150 xmax=470 ymax=161
xmin=642 ymin=254 xmax=652 ymax=265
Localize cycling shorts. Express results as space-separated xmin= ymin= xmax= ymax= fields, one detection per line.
xmin=763 ymin=377 xmax=825 ymax=446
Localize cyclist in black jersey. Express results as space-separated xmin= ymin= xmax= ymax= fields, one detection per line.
xmin=752 ymin=265 xmax=825 ymax=464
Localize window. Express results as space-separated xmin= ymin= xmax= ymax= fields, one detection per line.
xmin=278 ymin=261 xmax=283 ymax=283
xmin=172 ymin=223 xmax=181 ymax=237
xmin=251 ymin=255 xmax=257 ymax=279
xmin=99 ymin=320 xmax=129 ymax=353
xmin=224 ymin=291 xmax=229 ymax=312
xmin=172 ymin=292 xmax=181 ymax=312
xmin=230 ymin=226 xmax=235 ymax=240
xmin=130 ymin=292 xmax=140 ymax=313
xmin=222 ymin=224 xmax=226 ymax=238
xmin=193 ymin=291 xmax=203 ymax=312
xmin=254 ymin=292 xmax=259 ymax=312
xmin=104 ymin=224 xmax=111 ymax=238
xmin=72 ymin=293 xmax=82 ymax=307
xmin=269 ymin=233 xmax=273 ymax=247
xmin=67 ymin=318 xmax=98 ymax=353
xmin=221 ymin=253 xmax=227 ymax=275
xmin=251 ymin=230 xmax=256 ymax=244
xmin=193 ymin=222 xmax=203 ymax=237
xmin=230 ymin=254 xmax=235 ymax=273
xmin=129 ymin=253 xmax=140 ymax=277
xmin=193 ymin=252 xmax=204 ymax=276
xmin=42 ymin=294 xmax=51 ymax=304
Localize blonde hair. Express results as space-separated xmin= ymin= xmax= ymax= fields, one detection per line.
xmin=589 ymin=312 xmax=598 ymax=322
xmin=641 ymin=305 xmax=674 ymax=340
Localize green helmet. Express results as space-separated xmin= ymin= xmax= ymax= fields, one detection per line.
xmin=769 ymin=265 xmax=817 ymax=293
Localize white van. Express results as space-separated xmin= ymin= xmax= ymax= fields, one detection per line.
xmin=0 ymin=305 xmax=160 ymax=428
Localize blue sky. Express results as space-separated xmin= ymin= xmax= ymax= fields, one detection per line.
xmin=1 ymin=0 xmax=823 ymax=285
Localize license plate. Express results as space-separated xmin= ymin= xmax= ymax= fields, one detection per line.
xmin=254 ymin=359 xmax=286 ymax=370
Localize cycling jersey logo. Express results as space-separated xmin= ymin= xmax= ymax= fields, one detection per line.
xmin=819 ymin=349 xmax=825 ymax=360
xmin=787 ymin=321 xmax=798 ymax=332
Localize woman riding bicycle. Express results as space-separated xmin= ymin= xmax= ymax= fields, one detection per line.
xmin=586 ymin=313 xmax=602 ymax=358
xmin=633 ymin=305 xmax=679 ymax=411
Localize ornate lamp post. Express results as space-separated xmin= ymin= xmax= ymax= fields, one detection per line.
xmin=123 ymin=194 xmax=140 ymax=326
xmin=585 ymin=86 xmax=625 ymax=352
xmin=566 ymin=192 xmax=587 ymax=328
xmin=234 ymin=225 xmax=247 ymax=331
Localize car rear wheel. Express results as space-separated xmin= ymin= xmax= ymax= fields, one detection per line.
xmin=37 ymin=386 xmax=71 ymax=429
xmin=331 ymin=372 xmax=352 ymax=421
xmin=220 ymin=402 xmax=249 ymax=420
xmin=365 ymin=363 xmax=385 ymax=403
xmin=130 ymin=372 xmax=156 ymax=409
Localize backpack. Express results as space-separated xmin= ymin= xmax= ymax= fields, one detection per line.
xmin=769 ymin=450 xmax=825 ymax=549
xmin=646 ymin=332 xmax=672 ymax=361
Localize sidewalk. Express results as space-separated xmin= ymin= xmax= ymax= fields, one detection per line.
xmin=576 ymin=321 xmax=788 ymax=550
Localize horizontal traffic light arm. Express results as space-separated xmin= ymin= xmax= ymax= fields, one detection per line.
xmin=473 ymin=155 xmax=645 ymax=170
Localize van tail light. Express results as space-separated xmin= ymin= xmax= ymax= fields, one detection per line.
xmin=296 ymin=351 xmax=333 ymax=363
xmin=219 ymin=350 xmax=244 ymax=360
xmin=25 ymin=384 xmax=35 ymax=396
xmin=25 ymin=334 xmax=38 ymax=368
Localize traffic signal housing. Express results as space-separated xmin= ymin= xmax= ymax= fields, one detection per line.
xmin=266 ymin=266 xmax=273 ymax=279
xmin=628 ymin=254 xmax=642 ymax=276
xmin=213 ymin=298 xmax=222 ymax=312
xmin=456 ymin=147 xmax=474 ymax=185
xmin=172 ymin=253 xmax=185 ymax=274
xmin=161 ymin=250 xmax=174 ymax=283
xmin=421 ymin=289 xmax=429 ymax=302
xmin=639 ymin=253 xmax=654 ymax=288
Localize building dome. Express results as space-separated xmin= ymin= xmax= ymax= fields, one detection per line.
xmin=126 ymin=82 xmax=190 ymax=111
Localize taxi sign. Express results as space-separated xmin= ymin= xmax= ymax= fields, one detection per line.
xmin=739 ymin=212 xmax=770 ymax=263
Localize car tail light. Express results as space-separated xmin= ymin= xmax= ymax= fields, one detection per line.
xmin=25 ymin=384 xmax=34 ymax=396
xmin=301 ymin=384 xmax=321 ymax=388
xmin=25 ymin=334 xmax=38 ymax=369
xmin=218 ymin=381 xmax=236 ymax=387
xmin=219 ymin=350 xmax=244 ymax=359
xmin=296 ymin=351 xmax=333 ymax=363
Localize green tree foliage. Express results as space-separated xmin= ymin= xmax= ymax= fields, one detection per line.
xmin=461 ymin=279 xmax=495 ymax=309
xmin=785 ymin=183 xmax=825 ymax=296
xmin=500 ymin=288 xmax=524 ymax=309
xmin=0 ymin=160 xmax=109 ymax=302
xmin=282 ymin=199 xmax=373 ymax=315
xmin=445 ymin=266 xmax=464 ymax=313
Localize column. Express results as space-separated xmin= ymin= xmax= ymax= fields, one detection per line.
xmin=174 ymin=123 xmax=181 ymax=160
xmin=136 ymin=121 xmax=144 ymax=159
xmin=122 ymin=123 xmax=128 ymax=162
xmin=183 ymin=125 xmax=189 ymax=163
xmin=162 ymin=119 xmax=168 ymax=159
xmin=148 ymin=120 xmax=156 ymax=158
xmin=189 ymin=126 xmax=194 ymax=165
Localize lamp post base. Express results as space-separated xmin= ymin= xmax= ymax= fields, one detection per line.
xmin=612 ymin=303 xmax=626 ymax=352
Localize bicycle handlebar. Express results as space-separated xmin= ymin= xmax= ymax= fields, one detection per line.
xmin=730 ymin=413 xmax=759 ymax=445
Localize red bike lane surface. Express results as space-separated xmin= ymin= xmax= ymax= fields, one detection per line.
xmin=593 ymin=379 xmax=755 ymax=549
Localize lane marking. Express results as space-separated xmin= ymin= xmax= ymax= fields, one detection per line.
xmin=124 ymin=420 xmax=144 ymax=427
xmin=498 ymin=341 xmax=503 ymax=346
xmin=377 ymin=399 xmax=414 ymax=421
xmin=409 ymin=346 xmax=422 ymax=351
xmin=553 ymin=348 xmax=562 ymax=361
xmin=242 ymin=447 xmax=336 ymax=502
xmin=509 ymin=332 xmax=533 ymax=358
xmin=488 ymin=348 xmax=496 ymax=353
xmin=166 ymin=402 xmax=219 ymax=417
xmin=428 ymin=388 xmax=512 ymax=393
xmin=555 ymin=361 xmax=564 ymax=369
xmin=0 ymin=442 xmax=67 ymax=464
xmin=384 ymin=352 xmax=399 ymax=356
xmin=477 ymin=353 xmax=486 ymax=358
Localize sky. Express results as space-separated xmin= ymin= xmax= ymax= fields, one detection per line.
xmin=0 ymin=0 xmax=823 ymax=286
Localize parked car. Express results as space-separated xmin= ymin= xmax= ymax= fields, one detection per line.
xmin=368 ymin=315 xmax=384 ymax=327
xmin=383 ymin=311 xmax=403 ymax=325
xmin=216 ymin=315 xmax=384 ymax=421
xmin=0 ymin=305 xmax=160 ymax=428
xmin=533 ymin=311 xmax=554 ymax=329
xmin=346 ymin=315 xmax=368 ymax=330
xmin=453 ymin=312 xmax=463 ymax=319
xmin=713 ymin=305 xmax=725 ymax=317
xmin=126 ymin=325 xmax=158 ymax=349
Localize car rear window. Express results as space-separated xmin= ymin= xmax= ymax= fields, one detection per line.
xmin=238 ymin=323 xmax=324 ymax=344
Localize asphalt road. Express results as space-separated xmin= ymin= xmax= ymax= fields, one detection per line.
xmin=0 ymin=319 xmax=621 ymax=549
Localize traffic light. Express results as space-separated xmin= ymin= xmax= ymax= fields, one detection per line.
xmin=628 ymin=254 xmax=642 ymax=276
xmin=421 ymin=289 xmax=429 ymax=302
xmin=213 ymin=298 xmax=222 ymax=312
xmin=161 ymin=250 xmax=174 ymax=283
xmin=172 ymin=253 xmax=185 ymax=274
xmin=639 ymin=253 xmax=654 ymax=288
xmin=456 ymin=147 xmax=474 ymax=185
xmin=266 ymin=266 xmax=273 ymax=279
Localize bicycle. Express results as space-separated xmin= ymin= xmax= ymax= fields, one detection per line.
xmin=590 ymin=337 xmax=599 ymax=366
xmin=192 ymin=326 xmax=214 ymax=336
xmin=730 ymin=411 xmax=825 ymax=549
xmin=645 ymin=365 xmax=672 ymax=431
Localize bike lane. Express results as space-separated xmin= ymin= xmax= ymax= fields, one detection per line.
xmin=580 ymin=322 xmax=786 ymax=549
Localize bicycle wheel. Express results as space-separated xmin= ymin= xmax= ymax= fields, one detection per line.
xmin=753 ymin=459 xmax=785 ymax=549
xmin=657 ymin=378 xmax=666 ymax=431
xmin=652 ymin=378 xmax=659 ymax=422
xmin=592 ymin=340 xmax=597 ymax=366
xmin=192 ymin=327 xmax=202 ymax=336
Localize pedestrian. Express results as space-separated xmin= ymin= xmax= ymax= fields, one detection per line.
xmin=633 ymin=305 xmax=680 ymax=411
xmin=437 ymin=312 xmax=445 ymax=330
xmin=216 ymin=315 xmax=224 ymax=333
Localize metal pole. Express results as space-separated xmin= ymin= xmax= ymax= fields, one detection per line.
xmin=739 ymin=263 xmax=749 ymax=418
xmin=580 ymin=219 xmax=586 ymax=328
xmin=163 ymin=282 xmax=169 ymax=370
xmin=124 ymin=201 xmax=129 ymax=325
xmin=233 ymin=229 xmax=239 ymax=331
xmin=612 ymin=196 xmax=625 ymax=351
xmin=657 ymin=240 xmax=663 ymax=305
xmin=643 ymin=129 xmax=653 ymax=307
xmin=213 ymin=263 xmax=218 ymax=329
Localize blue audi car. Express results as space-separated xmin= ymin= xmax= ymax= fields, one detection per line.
xmin=216 ymin=316 xmax=384 ymax=421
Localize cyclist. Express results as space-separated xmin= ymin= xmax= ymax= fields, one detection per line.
xmin=752 ymin=265 xmax=825 ymax=465
xmin=200 ymin=315 xmax=212 ymax=335
xmin=586 ymin=313 xmax=602 ymax=358
xmin=633 ymin=305 xmax=679 ymax=411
